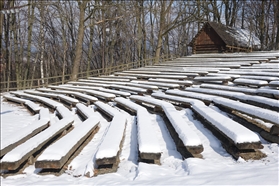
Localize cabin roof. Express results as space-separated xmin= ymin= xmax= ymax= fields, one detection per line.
xmin=189 ymin=22 xmax=260 ymax=49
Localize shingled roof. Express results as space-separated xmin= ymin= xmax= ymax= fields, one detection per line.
xmin=189 ymin=22 xmax=260 ymax=49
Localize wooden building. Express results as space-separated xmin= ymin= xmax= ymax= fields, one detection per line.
xmin=189 ymin=22 xmax=261 ymax=54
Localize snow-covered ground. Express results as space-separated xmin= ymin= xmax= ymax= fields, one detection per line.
xmin=1 ymin=97 xmax=278 ymax=185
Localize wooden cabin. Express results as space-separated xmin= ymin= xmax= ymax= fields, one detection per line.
xmin=189 ymin=22 xmax=261 ymax=54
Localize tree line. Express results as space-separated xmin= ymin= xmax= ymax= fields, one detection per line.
xmin=0 ymin=0 xmax=278 ymax=90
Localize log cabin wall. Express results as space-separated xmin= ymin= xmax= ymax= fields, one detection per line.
xmin=193 ymin=25 xmax=226 ymax=54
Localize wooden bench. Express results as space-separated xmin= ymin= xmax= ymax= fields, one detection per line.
xmin=213 ymin=97 xmax=279 ymax=143
xmin=269 ymin=81 xmax=279 ymax=88
xmin=257 ymin=88 xmax=279 ymax=99
xmin=148 ymin=78 xmax=193 ymax=87
xmin=166 ymin=89 xmax=216 ymax=105
xmin=87 ymin=77 xmax=131 ymax=82
xmin=50 ymin=86 xmax=116 ymax=101
xmin=128 ymin=95 xmax=204 ymax=158
xmin=184 ymin=87 xmax=279 ymax=111
xmin=68 ymin=81 xmax=110 ymax=88
xmin=114 ymin=97 xmax=162 ymax=163
xmin=233 ymin=78 xmax=268 ymax=87
xmin=0 ymin=108 xmax=50 ymax=157
xmin=24 ymin=90 xmax=59 ymax=99
xmin=57 ymin=95 xmax=79 ymax=108
xmin=131 ymin=80 xmax=180 ymax=89
xmin=35 ymin=116 xmax=100 ymax=175
xmin=75 ymin=103 xmax=96 ymax=120
xmin=193 ymin=76 xmax=232 ymax=85
xmin=191 ymin=101 xmax=265 ymax=160
xmin=38 ymin=88 xmax=98 ymax=105
xmin=109 ymin=84 xmax=147 ymax=95
xmin=0 ymin=117 xmax=74 ymax=171
xmin=93 ymin=101 xmax=127 ymax=175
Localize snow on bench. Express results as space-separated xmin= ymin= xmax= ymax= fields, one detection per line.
xmin=12 ymin=92 xmax=63 ymax=109
xmin=94 ymin=101 xmax=121 ymax=119
xmin=67 ymin=81 xmax=110 ymax=88
xmin=148 ymin=78 xmax=193 ymax=87
xmin=166 ymin=89 xmax=217 ymax=105
xmin=95 ymin=114 xmax=126 ymax=172
xmin=56 ymin=105 xmax=74 ymax=119
xmin=114 ymin=97 xmax=162 ymax=163
xmin=212 ymin=97 xmax=279 ymax=132
xmin=200 ymin=84 xmax=258 ymax=95
xmin=221 ymin=71 xmax=279 ymax=77
xmin=233 ymin=78 xmax=268 ymax=87
xmin=57 ymin=94 xmax=79 ymax=108
xmin=127 ymin=95 xmax=203 ymax=158
xmin=35 ymin=116 xmax=100 ymax=170
xmin=75 ymin=103 xmax=95 ymax=120
xmin=191 ymin=101 xmax=264 ymax=160
xmin=38 ymin=88 xmax=98 ymax=105
xmin=3 ymin=95 xmax=41 ymax=114
xmin=131 ymin=80 xmax=180 ymax=89
xmin=238 ymin=76 xmax=279 ymax=82
xmin=0 ymin=116 xmax=74 ymax=170
xmin=92 ymin=101 xmax=127 ymax=174
xmin=151 ymin=92 xmax=202 ymax=107
xmin=24 ymin=90 xmax=59 ymax=99
xmin=194 ymin=76 xmax=232 ymax=85
xmin=0 ymin=108 xmax=50 ymax=157
xmin=184 ymin=87 xmax=279 ymax=111
xmin=98 ymin=75 xmax=137 ymax=80
xmin=114 ymin=72 xmax=188 ymax=80
xmin=87 ymin=77 xmax=131 ymax=82
xmin=269 ymin=80 xmax=279 ymax=87
xmin=109 ymin=84 xmax=147 ymax=94
xmin=125 ymin=82 xmax=159 ymax=91
xmin=52 ymin=86 xmax=115 ymax=101
xmin=206 ymin=73 xmax=241 ymax=79
xmin=257 ymin=88 xmax=279 ymax=99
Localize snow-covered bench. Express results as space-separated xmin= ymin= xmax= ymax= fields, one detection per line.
xmin=38 ymin=88 xmax=98 ymax=105
xmin=114 ymin=97 xmax=162 ymax=163
xmin=24 ymin=90 xmax=59 ymax=99
xmin=127 ymin=96 xmax=204 ymax=158
xmin=148 ymin=78 xmax=193 ymax=87
xmin=166 ymin=89 xmax=216 ymax=105
xmin=87 ymin=77 xmax=132 ymax=81
xmin=55 ymin=86 xmax=116 ymax=101
xmin=109 ymin=84 xmax=147 ymax=95
xmin=0 ymin=116 xmax=74 ymax=170
xmin=75 ymin=103 xmax=95 ymax=120
xmin=57 ymin=95 xmax=79 ymax=108
xmin=256 ymin=88 xmax=279 ymax=99
xmin=131 ymin=80 xmax=180 ymax=89
xmin=67 ymin=81 xmax=110 ymax=88
xmin=213 ymin=97 xmax=279 ymax=135
xmin=184 ymin=87 xmax=279 ymax=111
xmin=93 ymin=101 xmax=127 ymax=174
xmin=269 ymin=80 xmax=279 ymax=88
xmin=188 ymin=100 xmax=265 ymax=159
xmin=0 ymin=108 xmax=50 ymax=157
xmin=193 ymin=76 xmax=232 ymax=85
xmin=3 ymin=95 xmax=41 ymax=114
xmin=35 ymin=116 xmax=100 ymax=172
xmin=233 ymin=78 xmax=268 ymax=87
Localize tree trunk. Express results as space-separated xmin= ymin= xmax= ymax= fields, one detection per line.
xmin=70 ymin=0 xmax=88 ymax=81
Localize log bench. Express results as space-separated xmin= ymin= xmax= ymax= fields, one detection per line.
xmin=0 ymin=108 xmax=50 ymax=158
xmin=108 ymin=84 xmax=147 ymax=95
xmin=233 ymin=78 xmax=269 ymax=87
xmin=24 ymin=90 xmax=59 ymax=99
xmin=193 ymin=76 xmax=232 ymax=85
xmin=75 ymin=103 xmax=95 ymax=121
xmin=37 ymin=88 xmax=98 ymax=105
xmin=268 ymin=80 xmax=279 ymax=88
xmin=191 ymin=102 xmax=265 ymax=160
xmin=114 ymin=97 xmax=162 ymax=164
xmin=57 ymin=95 xmax=80 ymax=108
xmin=131 ymin=80 xmax=180 ymax=89
xmin=213 ymin=97 xmax=279 ymax=143
xmin=148 ymin=78 xmax=193 ymax=88
xmin=127 ymin=95 xmax=204 ymax=158
xmin=93 ymin=101 xmax=127 ymax=175
xmin=0 ymin=117 xmax=74 ymax=171
xmin=35 ymin=116 xmax=100 ymax=175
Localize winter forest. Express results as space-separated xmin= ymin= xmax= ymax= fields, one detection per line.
xmin=0 ymin=0 xmax=279 ymax=91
